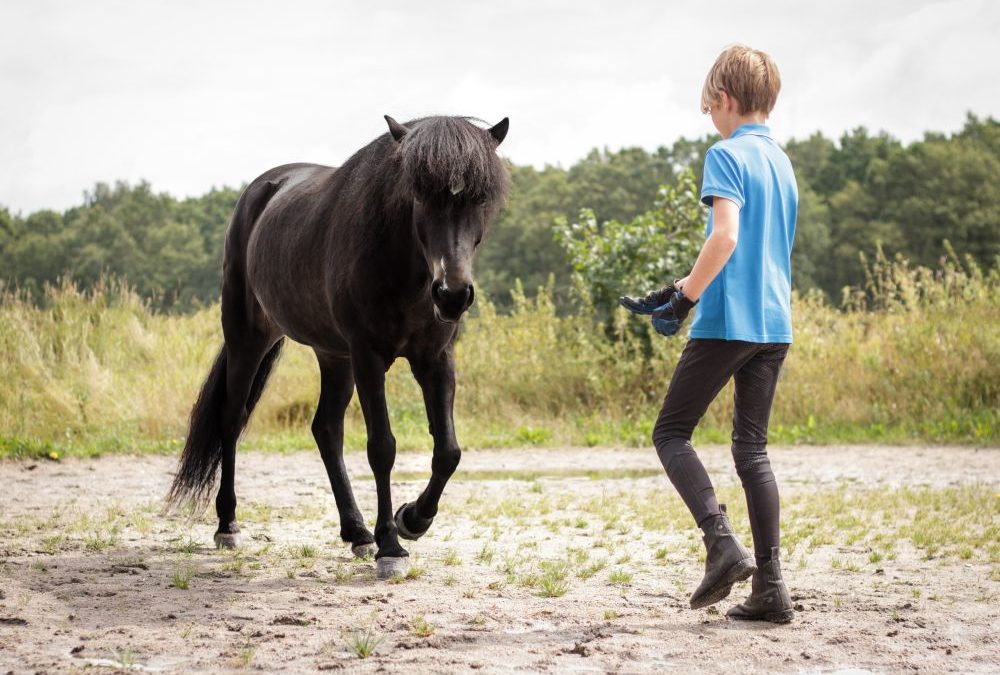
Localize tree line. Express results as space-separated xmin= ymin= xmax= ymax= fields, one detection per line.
xmin=1 ymin=114 xmax=997 ymax=311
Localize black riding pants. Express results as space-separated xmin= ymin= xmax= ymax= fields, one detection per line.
xmin=652 ymin=339 xmax=789 ymax=563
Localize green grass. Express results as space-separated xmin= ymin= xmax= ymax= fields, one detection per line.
xmin=608 ymin=569 xmax=633 ymax=587
xmin=171 ymin=566 xmax=192 ymax=590
xmin=410 ymin=614 xmax=435 ymax=638
xmin=0 ymin=252 xmax=997 ymax=459
xmin=83 ymin=529 xmax=120 ymax=552
xmin=345 ymin=625 xmax=383 ymax=659
xmin=536 ymin=561 xmax=571 ymax=597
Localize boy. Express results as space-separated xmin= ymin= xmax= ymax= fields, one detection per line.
xmin=621 ymin=44 xmax=797 ymax=623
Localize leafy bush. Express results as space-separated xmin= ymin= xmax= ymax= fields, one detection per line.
xmin=554 ymin=169 xmax=704 ymax=316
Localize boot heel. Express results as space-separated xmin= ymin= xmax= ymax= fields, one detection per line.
xmin=725 ymin=557 xmax=757 ymax=585
xmin=764 ymin=609 xmax=794 ymax=624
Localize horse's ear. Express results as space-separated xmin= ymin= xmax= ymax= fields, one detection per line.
xmin=384 ymin=115 xmax=409 ymax=142
xmin=489 ymin=117 xmax=509 ymax=145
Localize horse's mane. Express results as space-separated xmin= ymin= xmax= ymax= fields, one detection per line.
xmin=324 ymin=115 xmax=510 ymax=278
xmin=397 ymin=116 xmax=510 ymax=205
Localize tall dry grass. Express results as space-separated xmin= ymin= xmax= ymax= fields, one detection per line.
xmin=1 ymin=250 xmax=996 ymax=459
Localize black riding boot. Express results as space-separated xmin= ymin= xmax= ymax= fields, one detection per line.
xmin=726 ymin=546 xmax=794 ymax=623
xmin=689 ymin=504 xmax=756 ymax=609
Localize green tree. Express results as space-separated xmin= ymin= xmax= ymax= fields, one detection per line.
xmin=791 ymin=184 xmax=831 ymax=293
xmin=554 ymin=169 xmax=705 ymax=318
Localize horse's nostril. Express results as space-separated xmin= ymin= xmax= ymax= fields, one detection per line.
xmin=431 ymin=280 xmax=445 ymax=301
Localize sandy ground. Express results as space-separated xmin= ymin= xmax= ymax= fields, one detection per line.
xmin=1 ymin=444 xmax=998 ymax=673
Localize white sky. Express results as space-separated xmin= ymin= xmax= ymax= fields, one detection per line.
xmin=1 ymin=0 xmax=997 ymax=214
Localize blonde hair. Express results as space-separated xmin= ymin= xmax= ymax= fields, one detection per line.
xmin=700 ymin=44 xmax=781 ymax=116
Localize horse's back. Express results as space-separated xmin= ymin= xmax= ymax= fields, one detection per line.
xmin=225 ymin=162 xmax=348 ymax=347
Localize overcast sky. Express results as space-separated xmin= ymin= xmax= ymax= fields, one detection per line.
xmin=2 ymin=0 xmax=997 ymax=214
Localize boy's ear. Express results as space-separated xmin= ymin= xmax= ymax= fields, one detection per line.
xmin=720 ymin=91 xmax=733 ymax=113
xmin=720 ymin=91 xmax=741 ymax=115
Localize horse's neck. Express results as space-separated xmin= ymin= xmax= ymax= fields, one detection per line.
xmin=359 ymin=199 xmax=429 ymax=293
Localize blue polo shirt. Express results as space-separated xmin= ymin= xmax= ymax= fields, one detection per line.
xmin=688 ymin=123 xmax=798 ymax=343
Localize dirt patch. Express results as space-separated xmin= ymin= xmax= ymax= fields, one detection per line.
xmin=1 ymin=444 xmax=998 ymax=673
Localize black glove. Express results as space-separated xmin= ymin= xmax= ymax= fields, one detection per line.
xmin=651 ymin=290 xmax=697 ymax=337
xmin=619 ymin=283 xmax=677 ymax=315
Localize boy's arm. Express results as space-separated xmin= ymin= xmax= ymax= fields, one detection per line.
xmin=676 ymin=197 xmax=740 ymax=300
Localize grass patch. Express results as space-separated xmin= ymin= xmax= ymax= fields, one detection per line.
xmin=171 ymin=566 xmax=193 ymax=590
xmin=608 ymin=569 xmax=633 ymax=587
xmin=536 ymin=561 xmax=571 ymax=597
xmin=410 ymin=614 xmax=435 ymax=638
xmin=2 ymin=254 xmax=996 ymax=459
xmin=345 ymin=625 xmax=383 ymax=659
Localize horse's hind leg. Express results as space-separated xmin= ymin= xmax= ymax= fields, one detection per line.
xmin=214 ymin=332 xmax=277 ymax=548
xmin=395 ymin=348 xmax=461 ymax=541
xmin=313 ymin=352 xmax=375 ymax=557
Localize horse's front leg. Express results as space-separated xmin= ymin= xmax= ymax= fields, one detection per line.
xmin=395 ymin=348 xmax=460 ymax=540
xmin=350 ymin=346 xmax=409 ymax=579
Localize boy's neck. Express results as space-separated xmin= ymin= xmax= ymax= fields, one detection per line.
xmin=719 ymin=113 xmax=768 ymax=139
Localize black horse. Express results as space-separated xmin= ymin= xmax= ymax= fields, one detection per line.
xmin=167 ymin=115 xmax=510 ymax=579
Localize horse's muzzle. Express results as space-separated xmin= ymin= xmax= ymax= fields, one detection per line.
xmin=432 ymin=280 xmax=474 ymax=322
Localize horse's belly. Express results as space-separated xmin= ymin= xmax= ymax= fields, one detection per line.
xmin=245 ymin=218 xmax=344 ymax=351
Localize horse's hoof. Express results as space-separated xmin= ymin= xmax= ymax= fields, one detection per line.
xmin=394 ymin=503 xmax=429 ymax=541
xmin=214 ymin=532 xmax=242 ymax=549
xmin=351 ymin=542 xmax=376 ymax=559
xmin=376 ymin=556 xmax=409 ymax=580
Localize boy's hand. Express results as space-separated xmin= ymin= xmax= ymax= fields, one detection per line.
xmin=619 ymin=283 xmax=677 ymax=315
xmin=651 ymin=290 xmax=697 ymax=337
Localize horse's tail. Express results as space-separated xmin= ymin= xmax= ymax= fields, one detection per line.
xmin=166 ymin=338 xmax=285 ymax=509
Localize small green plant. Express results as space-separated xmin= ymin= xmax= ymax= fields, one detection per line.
xmin=345 ymin=625 xmax=383 ymax=659
xmin=538 ymin=575 xmax=569 ymax=597
xmin=111 ymin=646 xmax=137 ymax=669
xmin=578 ymin=559 xmax=607 ymax=580
xmin=476 ymin=544 xmax=494 ymax=565
xmin=410 ymin=614 xmax=435 ymax=638
xmin=171 ymin=537 xmax=200 ymax=554
xmin=443 ymin=549 xmax=461 ymax=566
xmin=222 ymin=556 xmax=246 ymax=576
xmin=405 ymin=564 xmax=425 ymax=580
xmin=236 ymin=639 xmax=256 ymax=668
xmin=40 ymin=534 xmax=66 ymax=554
xmin=608 ymin=569 xmax=633 ymax=587
xmin=84 ymin=529 xmax=120 ymax=552
xmin=514 ymin=425 xmax=552 ymax=445
xmin=603 ymin=609 xmax=619 ymax=620
xmin=536 ymin=561 xmax=571 ymax=598
xmin=332 ymin=564 xmax=354 ymax=582
xmin=171 ymin=566 xmax=192 ymax=590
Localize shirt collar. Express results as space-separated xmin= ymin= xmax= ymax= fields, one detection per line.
xmin=729 ymin=123 xmax=772 ymax=139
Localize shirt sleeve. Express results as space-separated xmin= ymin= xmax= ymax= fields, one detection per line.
xmin=700 ymin=146 xmax=744 ymax=209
